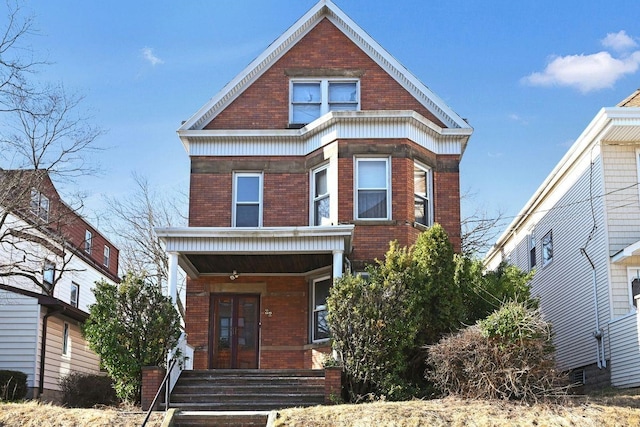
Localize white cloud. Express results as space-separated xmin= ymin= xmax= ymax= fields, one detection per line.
xmin=522 ymin=50 xmax=640 ymax=93
xmin=602 ymin=30 xmax=638 ymax=52
xmin=508 ymin=113 xmax=528 ymax=125
xmin=141 ymin=47 xmax=164 ymax=66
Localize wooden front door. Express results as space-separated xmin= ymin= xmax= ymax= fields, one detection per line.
xmin=210 ymin=294 xmax=260 ymax=369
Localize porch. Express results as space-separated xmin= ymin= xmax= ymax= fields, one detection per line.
xmin=156 ymin=226 xmax=354 ymax=371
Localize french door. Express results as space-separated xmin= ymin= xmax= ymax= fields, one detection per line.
xmin=210 ymin=294 xmax=260 ymax=369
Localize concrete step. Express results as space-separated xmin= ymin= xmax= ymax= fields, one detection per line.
xmin=173 ymin=410 xmax=270 ymax=427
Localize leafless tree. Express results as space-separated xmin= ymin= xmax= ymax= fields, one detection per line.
xmin=103 ymin=174 xmax=187 ymax=295
xmin=461 ymin=190 xmax=507 ymax=258
xmin=0 ymin=1 xmax=103 ymax=296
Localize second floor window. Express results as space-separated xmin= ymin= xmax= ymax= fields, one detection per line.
xmin=356 ymin=158 xmax=390 ymax=220
xmin=103 ymin=246 xmax=110 ymax=267
xmin=43 ymin=261 xmax=55 ymax=287
xmin=529 ymin=233 xmax=536 ymax=270
xmin=290 ymin=79 xmax=358 ymax=125
xmin=542 ymin=231 xmax=553 ymax=267
xmin=312 ymin=165 xmax=330 ymax=226
xmin=85 ymin=230 xmax=92 ymax=254
xmin=233 ymin=172 xmax=262 ymax=227
xmin=414 ymin=163 xmax=432 ymax=226
xmin=70 ymin=283 xmax=79 ymax=308
xmin=30 ymin=189 xmax=49 ymax=221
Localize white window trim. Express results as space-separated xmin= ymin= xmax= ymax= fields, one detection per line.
xmin=636 ymin=149 xmax=640 ymax=204
xmin=62 ymin=322 xmax=69 ymax=355
xmin=542 ymin=230 xmax=553 ymax=267
xmin=232 ymin=172 xmax=263 ymax=227
xmin=414 ymin=162 xmax=433 ymax=227
xmin=528 ymin=231 xmax=536 ymax=271
xmin=85 ymin=230 xmax=92 ymax=254
xmin=43 ymin=261 xmax=55 ymax=286
xmin=30 ymin=189 xmax=49 ymax=221
xmin=70 ymin=282 xmax=79 ymax=308
xmin=310 ymin=163 xmax=332 ymax=226
xmin=627 ymin=267 xmax=640 ymax=311
xmin=354 ymin=157 xmax=391 ymax=221
xmin=103 ymin=245 xmax=110 ymax=267
xmin=289 ymin=78 xmax=360 ymax=125
xmin=311 ymin=275 xmax=332 ymax=343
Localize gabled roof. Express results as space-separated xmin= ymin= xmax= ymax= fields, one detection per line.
xmin=179 ymin=0 xmax=470 ymax=132
xmin=618 ymin=89 xmax=640 ymax=107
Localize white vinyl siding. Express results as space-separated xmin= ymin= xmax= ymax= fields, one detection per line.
xmin=0 ymin=290 xmax=40 ymax=389
xmin=609 ymin=313 xmax=640 ymax=388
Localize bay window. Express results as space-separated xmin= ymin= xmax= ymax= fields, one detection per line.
xmin=414 ymin=163 xmax=432 ymax=226
xmin=312 ymin=165 xmax=331 ymax=226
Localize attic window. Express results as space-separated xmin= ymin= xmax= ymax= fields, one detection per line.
xmin=30 ymin=189 xmax=49 ymax=221
xmin=290 ymin=79 xmax=358 ymax=125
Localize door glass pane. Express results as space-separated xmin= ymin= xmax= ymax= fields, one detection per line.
xmin=213 ymin=297 xmax=233 ymax=369
xmin=237 ymin=296 xmax=258 ymax=369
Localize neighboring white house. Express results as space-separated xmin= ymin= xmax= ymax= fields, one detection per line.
xmin=485 ymin=89 xmax=640 ymax=389
xmin=0 ymin=170 xmax=120 ymax=400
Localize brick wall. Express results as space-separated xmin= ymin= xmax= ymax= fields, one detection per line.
xmin=205 ymin=19 xmax=445 ymax=130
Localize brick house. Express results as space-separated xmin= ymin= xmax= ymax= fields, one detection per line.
xmin=157 ymin=0 xmax=472 ymax=371
xmin=0 ymin=170 xmax=120 ymax=400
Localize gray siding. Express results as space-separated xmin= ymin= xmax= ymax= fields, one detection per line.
xmin=608 ymin=313 xmax=640 ymax=387
xmin=0 ymin=290 xmax=40 ymax=387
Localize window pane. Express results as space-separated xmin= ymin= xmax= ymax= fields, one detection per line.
xmin=542 ymin=232 xmax=553 ymax=265
xmin=292 ymin=82 xmax=321 ymax=102
xmin=633 ymin=278 xmax=640 ymax=307
xmin=358 ymin=160 xmax=386 ymax=189
xmin=358 ymin=190 xmax=387 ymax=218
xmin=314 ymin=279 xmax=331 ymax=309
xmin=414 ymin=196 xmax=427 ymax=225
xmin=236 ymin=204 xmax=259 ymax=227
xmin=329 ymin=82 xmax=356 ymax=102
xmin=237 ymin=176 xmax=259 ymax=202
xmin=314 ymin=310 xmax=329 ymax=340
xmin=292 ymin=104 xmax=321 ymax=123
xmin=414 ymin=169 xmax=427 ymax=197
xmin=315 ymin=197 xmax=330 ymax=226
xmin=315 ymin=169 xmax=327 ymax=197
xmin=70 ymin=285 xmax=78 ymax=308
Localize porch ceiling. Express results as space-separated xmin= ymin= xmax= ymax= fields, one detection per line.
xmin=184 ymin=253 xmax=333 ymax=275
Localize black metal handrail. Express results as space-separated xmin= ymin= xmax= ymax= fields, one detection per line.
xmin=140 ymin=357 xmax=178 ymax=427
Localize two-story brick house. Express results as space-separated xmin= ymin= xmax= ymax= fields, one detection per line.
xmin=157 ymin=0 xmax=472 ymax=371
xmin=0 ymin=170 xmax=120 ymax=400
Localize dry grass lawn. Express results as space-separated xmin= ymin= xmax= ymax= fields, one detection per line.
xmin=0 ymin=401 xmax=164 ymax=427
xmin=2 ymin=389 xmax=640 ymax=426
xmin=274 ymin=390 xmax=640 ymax=427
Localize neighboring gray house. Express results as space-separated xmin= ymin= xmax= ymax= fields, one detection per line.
xmin=485 ymin=89 xmax=640 ymax=389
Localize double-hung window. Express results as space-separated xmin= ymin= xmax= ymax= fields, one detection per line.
xmin=84 ymin=230 xmax=92 ymax=254
xmin=355 ymin=158 xmax=390 ymax=220
xmin=103 ymin=246 xmax=110 ymax=267
xmin=312 ymin=277 xmax=331 ymax=342
xmin=542 ymin=230 xmax=553 ymax=267
xmin=233 ymin=173 xmax=263 ymax=227
xmin=290 ymin=79 xmax=358 ymax=125
xmin=414 ymin=163 xmax=432 ymax=226
xmin=312 ymin=165 xmax=331 ymax=226
xmin=70 ymin=283 xmax=79 ymax=308
xmin=62 ymin=322 xmax=69 ymax=355
xmin=30 ymin=189 xmax=49 ymax=221
xmin=43 ymin=261 xmax=55 ymax=287
xmin=529 ymin=233 xmax=536 ymax=270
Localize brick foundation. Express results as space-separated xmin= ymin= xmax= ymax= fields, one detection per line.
xmin=324 ymin=367 xmax=343 ymax=404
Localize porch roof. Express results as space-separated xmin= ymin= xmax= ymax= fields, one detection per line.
xmin=156 ymin=225 xmax=354 ymax=278
xmin=612 ymin=239 xmax=640 ymax=263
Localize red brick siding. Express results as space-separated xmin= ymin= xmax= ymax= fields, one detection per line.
xmin=263 ymin=173 xmax=308 ymax=226
xmin=205 ymin=19 xmax=445 ymax=130
xmin=189 ymin=173 xmax=232 ymax=227
xmin=141 ymin=367 xmax=164 ymax=411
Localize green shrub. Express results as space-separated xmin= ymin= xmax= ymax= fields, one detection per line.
xmin=60 ymin=372 xmax=118 ymax=408
xmin=0 ymin=370 xmax=27 ymax=401
xmin=427 ymin=301 xmax=566 ymax=402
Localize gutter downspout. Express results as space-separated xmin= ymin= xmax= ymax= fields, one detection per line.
xmin=580 ymin=248 xmax=606 ymax=369
xmin=39 ymin=307 xmax=63 ymax=396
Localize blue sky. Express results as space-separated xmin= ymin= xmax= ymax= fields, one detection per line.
xmin=12 ymin=0 xmax=640 ymax=235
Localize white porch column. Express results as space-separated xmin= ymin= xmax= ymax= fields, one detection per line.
xmin=332 ymin=250 xmax=344 ymax=279
xmin=168 ymin=252 xmax=178 ymax=305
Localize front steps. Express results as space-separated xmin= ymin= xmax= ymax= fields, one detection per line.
xmin=167 ymin=369 xmax=325 ymax=426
